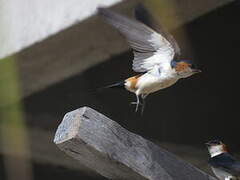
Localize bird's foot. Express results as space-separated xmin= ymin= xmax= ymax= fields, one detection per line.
xmin=130 ymin=102 xmax=142 ymax=112
xmin=130 ymin=102 xmax=142 ymax=105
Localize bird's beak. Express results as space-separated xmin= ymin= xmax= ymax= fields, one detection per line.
xmin=192 ymin=69 xmax=202 ymax=73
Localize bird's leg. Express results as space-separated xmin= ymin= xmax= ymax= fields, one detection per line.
xmin=130 ymin=95 xmax=142 ymax=105
xmin=130 ymin=94 xmax=141 ymax=112
xmin=135 ymin=95 xmax=140 ymax=112
xmin=141 ymin=94 xmax=148 ymax=115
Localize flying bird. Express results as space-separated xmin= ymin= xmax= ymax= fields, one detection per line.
xmin=206 ymin=140 xmax=240 ymax=180
xmin=98 ymin=6 xmax=201 ymax=113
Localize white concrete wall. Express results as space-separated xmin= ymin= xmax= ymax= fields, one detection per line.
xmin=0 ymin=0 xmax=122 ymax=59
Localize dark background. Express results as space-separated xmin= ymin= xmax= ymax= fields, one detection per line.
xmin=2 ymin=1 xmax=238 ymax=179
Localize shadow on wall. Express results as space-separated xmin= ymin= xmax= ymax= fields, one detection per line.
xmin=24 ymin=2 xmax=239 ymax=151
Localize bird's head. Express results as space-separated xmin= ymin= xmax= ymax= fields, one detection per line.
xmin=171 ymin=60 xmax=201 ymax=78
xmin=205 ymin=139 xmax=228 ymax=157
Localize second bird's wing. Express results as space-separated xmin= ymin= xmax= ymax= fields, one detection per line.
xmin=98 ymin=8 xmax=177 ymax=72
xmin=209 ymin=153 xmax=240 ymax=177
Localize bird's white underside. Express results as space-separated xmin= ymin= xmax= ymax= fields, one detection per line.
xmin=136 ymin=70 xmax=178 ymax=95
xmin=211 ymin=167 xmax=235 ymax=180
xmin=125 ymin=64 xmax=179 ymax=95
xmin=208 ymin=145 xmax=226 ymax=158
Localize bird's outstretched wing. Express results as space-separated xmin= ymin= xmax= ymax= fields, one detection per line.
xmin=98 ymin=8 xmax=178 ymax=72
xmin=134 ymin=4 xmax=181 ymax=57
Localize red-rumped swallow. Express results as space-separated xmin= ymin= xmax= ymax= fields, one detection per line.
xmin=206 ymin=140 xmax=240 ymax=180
xmin=98 ymin=7 xmax=201 ymax=113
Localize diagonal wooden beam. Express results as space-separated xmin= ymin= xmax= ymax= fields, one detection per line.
xmin=54 ymin=107 xmax=216 ymax=180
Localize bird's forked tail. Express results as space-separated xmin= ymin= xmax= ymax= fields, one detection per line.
xmin=98 ymin=81 xmax=125 ymax=91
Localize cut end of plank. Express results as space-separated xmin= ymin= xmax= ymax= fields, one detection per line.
xmin=54 ymin=107 xmax=89 ymax=144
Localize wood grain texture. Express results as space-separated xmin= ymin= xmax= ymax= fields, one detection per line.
xmin=54 ymin=107 xmax=217 ymax=180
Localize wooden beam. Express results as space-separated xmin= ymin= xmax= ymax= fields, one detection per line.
xmin=54 ymin=107 xmax=216 ymax=180
xmin=12 ymin=0 xmax=233 ymax=97
xmin=0 ymin=127 xmax=217 ymax=177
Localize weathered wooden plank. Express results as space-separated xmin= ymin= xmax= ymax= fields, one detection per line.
xmin=54 ymin=107 xmax=216 ymax=180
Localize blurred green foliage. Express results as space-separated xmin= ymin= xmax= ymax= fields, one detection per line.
xmin=0 ymin=57 xmax=32 ymax=180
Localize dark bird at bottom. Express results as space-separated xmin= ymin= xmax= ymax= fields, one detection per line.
xmin=206 ymin=140 xmax=240 ymax=180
